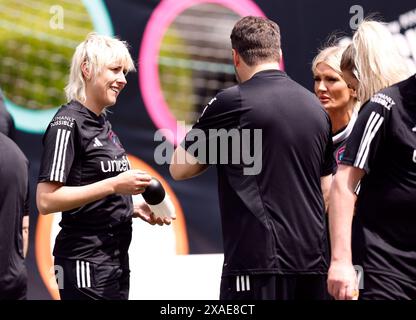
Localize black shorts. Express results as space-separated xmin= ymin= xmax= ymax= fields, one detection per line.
xmin=220 ymin=274 xmax=329 ymax=300
xmin=360 ymin=272 xmax=416 ymax=300
xmin=54 ymin=256 xmax=130 ymax=300
xmin=0 ymin=284 xmax=27 ymax=300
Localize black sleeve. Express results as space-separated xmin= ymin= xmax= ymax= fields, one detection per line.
xmin=322 ymin=118 xmax=336 ymax=176
xmin=182 ymin=88 xmax=242 ymax=162
xmin=340 ymin=93 xmax=391 ymax=173
xmin=38 ymin=115 xmax=77 ymax=184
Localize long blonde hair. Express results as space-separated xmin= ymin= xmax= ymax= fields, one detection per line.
xmin=341 ymin=20 xmax=411 ymax=104
xmin=65 ymin=33 xmax=135 ymax=103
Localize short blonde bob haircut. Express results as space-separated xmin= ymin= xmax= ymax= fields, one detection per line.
xmin=65 ymin=33 xmax=136 ymax=103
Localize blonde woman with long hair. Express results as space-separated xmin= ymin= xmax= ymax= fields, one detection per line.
xmin=340 ymin=20 xmax=411 ymax=103
xmin=328 ymin=20 xmax=416 ymax=300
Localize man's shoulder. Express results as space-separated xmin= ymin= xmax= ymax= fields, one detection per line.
xmin=217 ymin=84 xmax=241 ymax=100
xmin=202 ymin=85 xmax=241 ymax=111
xmin=286 ymin=80 xmax=328 ymax=114
xmin=269 ymin=75 xmax=321 ymax=104
xmin=289 ymin=79 xmax=320 ymax=99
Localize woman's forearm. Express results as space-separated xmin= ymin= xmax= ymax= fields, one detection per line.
xmin=37 ymin=178 xmax=116 ymax=214
xmin=37 ymin=170 xmax=152 ymax=214
xmin=329 ymin=178 xmax=356 ymax=263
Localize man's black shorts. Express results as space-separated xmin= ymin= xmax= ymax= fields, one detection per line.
xmin=360 ymin=272 xmax=416 ymax=300
xmin=220 ymin=274 xmax=329 ymax=300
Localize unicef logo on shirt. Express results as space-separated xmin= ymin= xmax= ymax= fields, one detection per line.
xmin=100 ymin=155 xmax=130 ymax=173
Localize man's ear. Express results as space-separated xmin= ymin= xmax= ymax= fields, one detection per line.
xmin=81 ymin=61 xmax=91 ymax=80
xmin=232 ymin=49 xmax=239 ymax=66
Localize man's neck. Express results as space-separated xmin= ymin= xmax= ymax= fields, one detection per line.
xmin=240 ymin=62 xmax=280 ymax=82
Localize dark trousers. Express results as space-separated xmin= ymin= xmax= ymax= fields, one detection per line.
xmin=360 ymin=272 xmax=416 ymax=300
xmin=54 ymin=256 xmax=130 ymax=300
xmin=220 ymin=274 xmax=329 ymax=300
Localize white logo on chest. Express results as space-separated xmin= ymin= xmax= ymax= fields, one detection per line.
xmin=100 ymin=155 xmax=130 ymax=173
xmin=93 ymin=137 xmax=103 ymax=147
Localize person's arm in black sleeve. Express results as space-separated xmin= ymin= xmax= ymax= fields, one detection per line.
xmin=328 ymin=95 xmax=391 ymax=300
xmin=170 ymin=89 xmax=240 ymax=180
xmin=321 ymin=115 xmax=336 ymax=212
xmin=340 ymin=94 xmax=391 ymax=173
xmin=38 ymin=120 xmax=76 ymax=185
xmin=37 ymin=117 xmax=152 ymax=214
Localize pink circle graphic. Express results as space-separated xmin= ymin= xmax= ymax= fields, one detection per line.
xmin=139 ymin=0 xmax=267 ymax=145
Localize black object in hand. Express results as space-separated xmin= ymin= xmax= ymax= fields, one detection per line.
xmin=142 ymin=178 xmax=165 ymax=205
